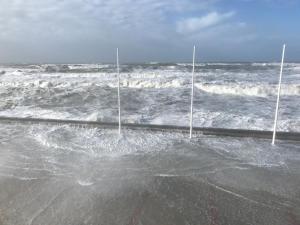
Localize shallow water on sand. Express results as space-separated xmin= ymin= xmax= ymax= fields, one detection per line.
xmin=0 ymin=123 xmax=299 ymax=225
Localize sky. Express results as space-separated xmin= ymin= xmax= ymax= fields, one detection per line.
xmin=0 ymin=0 xmax=299 ymax=63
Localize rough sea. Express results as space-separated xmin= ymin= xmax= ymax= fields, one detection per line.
xmin=0 ymin=62 xmax=299 ymax=131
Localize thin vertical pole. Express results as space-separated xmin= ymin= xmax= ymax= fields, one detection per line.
xmin=117 ymin=48 xmax=121 ymax=135
xmin=272 ymin=44 xmax=286 ymax=145
xmin=189 ymin=45 xmax=196 ymax=139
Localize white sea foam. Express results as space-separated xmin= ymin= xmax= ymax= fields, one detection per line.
xmin=201 ymin=136 xmax=300 ymax=167
xmin=195 ymin=83 xmax=300 ymax=97
xmin=0 ymin=63 xmax=299 ymax=132
xmin=29 ymin=125 xmax=184 ymax=157
xmin=119 ymin=79 xmax=184 ymax=88
xmin=1 ymin=78 xmax=299 ymax=97
xmin=77 ymin=180 xmax=94 ymax=186
xmin=26 ymin=124 xmax=300 ymax=167
xmin=0 ymin=107 xmax=76 ymax=120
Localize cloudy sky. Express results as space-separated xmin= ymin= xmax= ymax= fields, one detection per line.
xmin=0 ymin=0 xmax=299 ymax=63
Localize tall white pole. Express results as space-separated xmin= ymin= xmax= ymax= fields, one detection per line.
xmin=189 ymin=45 xmax=196 ymax=139
xmin=117 ymin=48 xmax=121 ymax=135
xmin=272 ymin=44 xmax=286 ymax=145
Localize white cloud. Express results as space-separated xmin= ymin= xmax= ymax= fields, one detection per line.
xmin=176 ymin=11 xmax=235 ymax=34
xmin=0 ymin=0 xmax=216 ymax=39
xmin=187 ymin=21 xmax=256 ymax=44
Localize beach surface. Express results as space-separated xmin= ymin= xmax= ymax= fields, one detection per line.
xmin=0 ymin=123 xmax=299 ymax=225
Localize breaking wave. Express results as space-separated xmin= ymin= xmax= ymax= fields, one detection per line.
xmin=195 ymin=83 xmax=300 ymax=97
xmin=1 ymin=78 xmax=299 ymax=98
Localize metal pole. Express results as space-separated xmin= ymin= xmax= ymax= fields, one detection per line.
xmin=189 ymin=45 xmax=196 ymax=139
xmin=117 ymin=48 xmax=121 ymax=135
xmin=272 ymin=44 xmax=286 ymax=145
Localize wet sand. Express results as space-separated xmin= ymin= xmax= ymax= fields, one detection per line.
xmin=0 ymin=124 xmax=299 ymax=225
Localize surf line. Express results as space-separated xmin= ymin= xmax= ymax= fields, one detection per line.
xmin=0 ymin=116 xmax=299 ymax=142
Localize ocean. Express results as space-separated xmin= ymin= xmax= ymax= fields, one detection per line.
xmin=0 ymin=62 xmax=299 ymax=131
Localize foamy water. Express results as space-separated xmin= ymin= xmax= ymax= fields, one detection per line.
xmin=0 ymin=62 xmax=299 ymax=131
